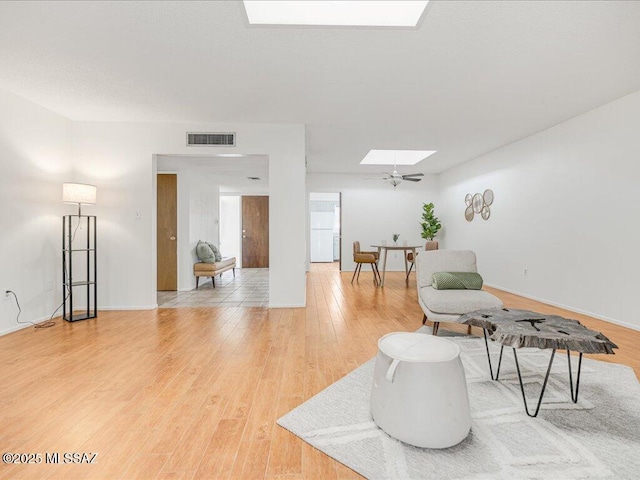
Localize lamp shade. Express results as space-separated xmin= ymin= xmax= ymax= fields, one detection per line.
xmin=63 ymin=183 xmax=97 ymax=205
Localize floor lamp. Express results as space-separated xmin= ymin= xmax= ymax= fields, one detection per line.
xmin=62 ymin=182 xmax=98 ymax=322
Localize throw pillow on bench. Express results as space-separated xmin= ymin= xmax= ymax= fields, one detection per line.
xmin=196 ymin=240 xmax=223 ymax=263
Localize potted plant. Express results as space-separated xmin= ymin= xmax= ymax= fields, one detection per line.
xmin=420 ymin=203 xmax=441 ymax=240
xmin=392 ymin=234 xmax=400 ymax=245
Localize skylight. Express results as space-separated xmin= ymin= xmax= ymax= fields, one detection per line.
xmin=243 ymin=1 xmax=429 ymax=27
xmin=360 ymin=150 xmax=437 ymax=166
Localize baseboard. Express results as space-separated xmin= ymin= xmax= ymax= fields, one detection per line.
xmin=268 ymin=303 xmax=306 ymax=308
xmin=0 ymin=313 xmax=58 ymax=337
xmin=98 ymin=305 xmax=158 ymax=311
xmin=0 ymin=322 xmax=34 ymax=337
xmin=485 ymin=283 xmax=640 ymax=332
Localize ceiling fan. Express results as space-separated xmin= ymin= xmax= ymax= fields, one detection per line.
xmin=382 ymin=169 xmax=424 ymax=187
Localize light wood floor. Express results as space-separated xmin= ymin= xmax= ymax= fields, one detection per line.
xmin=1 ymin=265 xmax=638 ymax=479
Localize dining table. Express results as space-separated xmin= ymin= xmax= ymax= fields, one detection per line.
xmin=370 ymin=244 xmax=422 ymax=287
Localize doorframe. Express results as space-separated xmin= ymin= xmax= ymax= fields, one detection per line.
xmin=152 ymin=154 xmax=273 ymax=296
xmin=308 ymin=192 xmax=342 ymax=269
xmin=155 ymin=169 xmax=183 ymax=291
xmin=150 ymin=148 xmax=313 ymax=310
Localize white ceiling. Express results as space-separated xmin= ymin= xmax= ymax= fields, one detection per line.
xmin=1 ymin=1 xmax=639 ymax=174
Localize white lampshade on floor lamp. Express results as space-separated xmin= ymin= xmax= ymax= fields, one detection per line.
xmin=63 ymin=182 xmax=97 ymax=216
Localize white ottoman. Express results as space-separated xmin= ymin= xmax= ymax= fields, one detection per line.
xmin=370 ymin=332 xmax=471 ymax=448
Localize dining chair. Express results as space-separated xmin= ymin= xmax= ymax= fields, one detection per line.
xmin=406 ymin=240 xmax=438 ymax=281
xmin=352 ymin=241 xmax=381 ymax=285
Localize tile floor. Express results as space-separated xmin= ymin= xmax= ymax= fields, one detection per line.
xmin=157 ymin=268 xmax=269 ymax=308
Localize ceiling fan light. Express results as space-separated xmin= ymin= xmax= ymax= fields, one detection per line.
xmin=388 ymin=177 xmax=402 ymax=187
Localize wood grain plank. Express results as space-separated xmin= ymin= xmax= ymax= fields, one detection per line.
xmin=0 ymin=264 xmax=637 ymax=480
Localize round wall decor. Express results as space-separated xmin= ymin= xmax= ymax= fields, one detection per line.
xmin=465 ymin=193 xmax=473 ymax=206
xmin=472 ymin=193 xmax=484 ymax=213
xmin=465 ymin=205 xmax=474 ymax=222
xmin=465 ymin=188 xmax=494 ymax=221
xmin=483 ymin=189 xmax=494 ymax=206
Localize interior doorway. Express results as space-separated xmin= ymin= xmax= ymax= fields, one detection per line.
xmin=309 ymin=192 xmax=341 ymax=268
xmin=154 ymin=154 xmax=270 ymax=301
xmin=242 ymin=195 xmax=269 ymax=268
xmin=157 ymin=173 xmax=178 ymax=291
xmin=220 ymin=195 xmax=241 ymax=266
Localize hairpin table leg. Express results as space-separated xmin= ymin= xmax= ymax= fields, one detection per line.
xmin=567 ymin=350 xmax=583 ymax=403
xmin=483 ymin=328 xmax=504 ymax=380
xmin=513 ymin=348 xmax=556 ymax=418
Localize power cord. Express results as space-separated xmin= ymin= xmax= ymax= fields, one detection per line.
xmin=6 ymin=218 xmax=85 ymax=329
xmin=44 ymin=290 xmax=71 ymax=327
xmin=70 ymin=216 xmax=81 ymax=244
xmin=6 ymin=290 xmax=56 ymax=329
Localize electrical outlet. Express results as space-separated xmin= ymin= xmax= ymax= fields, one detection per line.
xmin=523 ymin=268 xmax=528 ymax=276
xmin=2 ymin=289 xmax=10 ymax=300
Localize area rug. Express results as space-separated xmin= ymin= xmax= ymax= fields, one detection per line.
xmin=277 ymin=329 xmax=640 ymax=479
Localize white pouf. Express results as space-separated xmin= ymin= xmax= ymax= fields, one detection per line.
xmin=370 ymin=332 xmax=471 ymax=448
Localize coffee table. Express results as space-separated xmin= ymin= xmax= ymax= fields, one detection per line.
xmin=459 ymin=308 xmax=618 ymax=417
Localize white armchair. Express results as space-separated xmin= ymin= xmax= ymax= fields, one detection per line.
xmin=416 ymin=250 xmax=503 ymax=335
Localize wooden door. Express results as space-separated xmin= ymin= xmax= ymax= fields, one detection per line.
xmin=242 ymin=196 xmax=269 ymax=268
xmin=157 ymin=174 xmax=177 ymax=290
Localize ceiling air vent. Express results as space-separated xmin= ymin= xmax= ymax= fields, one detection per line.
xmin=186 ymin=132 xmax=236 ymax=146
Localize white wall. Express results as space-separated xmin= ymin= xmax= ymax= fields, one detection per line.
xmin=269 ymin=135 xmax=306 ymax=306
xmin=0 ymin=89 xmax=72 ymax=335
xmin=72 ymin=122 xmax=306 ymax=309
xmin=220 ymin=195 xmax=241 ymax=266
xmin=438 ymin=90 xmax=640 ymax=330
xmin=176 ymin=171 xmax=191 ymax=291
xmin=310 ymin=192 xmax=340 ymax=202
xmin=187 ymin=172 xmax=220 ymax=290
xmin=220 ymin=184 xmax=269 ymax=195
xmin=307 ymin=173 xmax=440 ymax=272
xmin=188 ymin=172 xmax=220 ymax=253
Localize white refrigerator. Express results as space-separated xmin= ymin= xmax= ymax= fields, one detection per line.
xmin=310 ymin=211 xmax=334 ymax=262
